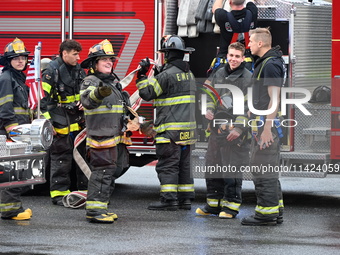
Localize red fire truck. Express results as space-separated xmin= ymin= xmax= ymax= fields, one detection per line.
xmin=0 ymin=0 xmax=337 ymax=184
xmin=331 ymin=0 xmax=339 ymax=162
xmin=1 ymin=0 xmax=160 ymax=179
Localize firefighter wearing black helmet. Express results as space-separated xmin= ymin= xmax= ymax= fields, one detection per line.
xmin=0 ymin=38 xmax=32 ymax=220
xmin=80 ymin=39 xmax=137 ymax=223
xmin=136 ymin=35 xmax=197 ymax=210
xmin=41 ymin=39 xmax=88 ymax=206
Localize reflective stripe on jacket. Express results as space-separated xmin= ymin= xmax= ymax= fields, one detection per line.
xmin=0 ymin=69 xmax=30 ymax=134
xmin=80 ymin=75 xmax=131 ymax=148
xmin=137 ymin=64 xmax=197 ymax=145
xmin=41 ymin=57 xmax=85 ymax=134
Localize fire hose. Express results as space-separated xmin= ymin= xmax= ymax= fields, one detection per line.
xmin=67 ymin=59 xmax=159 ymax=208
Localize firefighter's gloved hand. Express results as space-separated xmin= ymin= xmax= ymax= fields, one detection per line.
xmin=137 ymin=57 xmax=150 ymax=79
xmin=96 ymin=82 xmax=112 ymax=98
xmin=140 ymin=120 xmax=157 ymax=138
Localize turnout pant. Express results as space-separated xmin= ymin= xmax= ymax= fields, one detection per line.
xmin=0 ymin=187 xmax=29 ymax=218
xmin=204 ymin=132 xmax=246 ymax=216
xmin=86 ymin=146 xmax=117 ymax=216
xmin=50 ymin=134 xmax=88 ymax=199
xmin=155 ymin=141 xmax=194 ymax=202
xmin=250 ymin=128 xmax=284 ymax=220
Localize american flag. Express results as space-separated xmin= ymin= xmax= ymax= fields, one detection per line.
xmin=26 ymin=57 xmax=44 ymax=110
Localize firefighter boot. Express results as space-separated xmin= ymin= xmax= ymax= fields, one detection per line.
xmin=86 ymin=214 xmax=115 ymax=224
xmin=195 ymin=204 xmax=221 ymax=216
xmin=52 ymin=196 xmax=64 ymax=206
xmin=219 ymin=211 xmax=235 ymax=219
xmin=2 ymin=208 xmax=33 ymax=221
xmin=179 ymin=199 xmax=192 ymax=210
xmin=241 ymin=215 xmax=277 ymax=226
xmin=147 ymin=199 xmax=179 ymax=211
xmin=219 ymin=207 xmax=236 ymax=219
xmin=107 ymin=212 xmax=118 ymax=221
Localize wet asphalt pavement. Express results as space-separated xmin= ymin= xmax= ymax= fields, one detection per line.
xmin=1 ymin=165 xmax=340 ymax=255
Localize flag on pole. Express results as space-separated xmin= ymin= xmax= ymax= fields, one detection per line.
xmin=26 ymin=57 xmax=44 ymax=110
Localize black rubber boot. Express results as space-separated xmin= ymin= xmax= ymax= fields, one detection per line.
xmin=51 ymin=197 xmax=64 ymax=206
xmin=147 ymin=200 xmax=179 ymax=211
xmin=277 ymin=215 xmax=283 ymax=224
xmin=179 ymin=199 xmax=192 ymax=210
xmin=241 ymin=215 xmax=277 ymax=226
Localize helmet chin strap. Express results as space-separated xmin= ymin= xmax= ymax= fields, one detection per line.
xmin=88 ymin=59 xmax=96 ymax=74
xmin=164 ymin=50 xmax=185 ymax=63
xmin=164 ymin=51 xmax=170 ymax=63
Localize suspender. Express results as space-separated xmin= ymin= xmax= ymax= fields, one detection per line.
xmin=256 ymin=57 xmax=275 ymax=80
xmin=226 ymin=10 xmax=252 ymax=47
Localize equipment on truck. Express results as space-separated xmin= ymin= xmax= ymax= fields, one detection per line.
xmin=184 ymin=0 xmax=335 ymax=178
xmin=0 ymin=119 xmax=53 ymax=189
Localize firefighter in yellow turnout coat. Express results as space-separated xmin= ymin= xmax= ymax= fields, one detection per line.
xmin=136 ymin=35 xmax=197 ymax=210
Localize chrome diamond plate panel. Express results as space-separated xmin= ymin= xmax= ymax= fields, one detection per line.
xmin=294 ymin=103 xmax=330 ymax=152
xmin=255 ymin=0 xmax=292 ymax=20
xmin=0 ymin=136 xmax=6 ymax=156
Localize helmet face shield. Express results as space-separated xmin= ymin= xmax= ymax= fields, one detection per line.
xmin=89 ymin=44 xmax=103 ymax=54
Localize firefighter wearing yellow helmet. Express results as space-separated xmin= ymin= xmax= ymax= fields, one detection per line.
xmin=80 ymin=39 xmax=135 ymax=223
xmin=0 ymin=38 xmax=32 ymax=220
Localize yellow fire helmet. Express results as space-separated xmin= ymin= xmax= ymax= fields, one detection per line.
xmin=4 ymin=38 xmax=30 ymax=58
xmin=0 ymin=38 xmax=30 ymax=65
xmin=81 ymin=39 xmax=117 ymax=68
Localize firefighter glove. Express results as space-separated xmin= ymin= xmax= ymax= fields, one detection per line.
xmin=140 ymin=120 xmax=157 ymax=138
xmin=137 ymin=57 xmax=150 ymax=79
xmin=97 ymin=82 xmax=112 ymax=98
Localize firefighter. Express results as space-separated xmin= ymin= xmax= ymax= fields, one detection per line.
xmin=80 ymin=39 xmax=136 ymax=223
xmin=0 ymin=38 xmax=32 ymax=220
xmin=241 ymin=27 xmax=286 ymax=226
xmin=41 ymin=40 xmax=88 ymax=206
xmin=213 ymin=0 xmax=258 ymax=57
xmin=208 ymin=0 xmax=258 ymax=75
xmin=196 ymin=42 xmax=252 ymax=219
xmin=136 ymin=35 xmax=197 ymax=211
